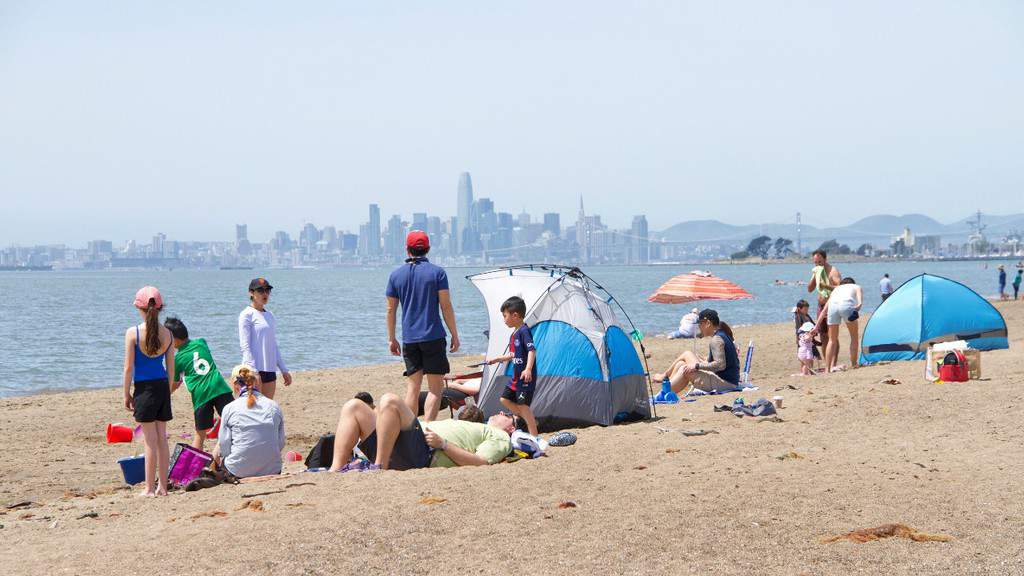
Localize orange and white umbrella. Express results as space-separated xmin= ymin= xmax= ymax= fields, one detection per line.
xmin=648 ymin=271 xmax=753 ymax=304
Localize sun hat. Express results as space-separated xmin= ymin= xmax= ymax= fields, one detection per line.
xmin=248 ymin=277 xmax=273 ymax=291
xmin=406 ymin=230 xmax=430 ymax=250
xmin=133 ymin=286 xmax=163 ymax=309
xmin=798 ymin=321 xmax=815 ymax=333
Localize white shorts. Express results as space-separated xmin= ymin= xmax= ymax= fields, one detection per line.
xmin=827 ymin=302 xmax=857 ymax=326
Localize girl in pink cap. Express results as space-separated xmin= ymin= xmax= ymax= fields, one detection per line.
xmin=122 ymin=286 xmax=175 ymax=496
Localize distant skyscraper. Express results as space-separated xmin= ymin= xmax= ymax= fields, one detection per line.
xmin=456 ymin=172 xmax=473 ymax=254
xmin=411 ymin=212 xmax=429 ymax=232
xmin=576 ymin=197 xmax=588 ymax=263
xmin=384 ymin=214 xmax=408 ymax=260
xmin=543 ymin=213 xmax=561 ymax=236
xmin=517 ymin=211 xmax=531 ymax=228
xmin=631 ymin=215 xmax=649 ymax=264
xmin=235 ymin=224 xmax=251 ymax=256
xmin=368 ymin=204 xmax=382 ymax=256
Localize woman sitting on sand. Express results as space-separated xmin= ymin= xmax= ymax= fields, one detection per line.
xmin=654 ymin=309 xmax=741 ymax=395
xmin=216 ymin=365 xmax=285 ymax=478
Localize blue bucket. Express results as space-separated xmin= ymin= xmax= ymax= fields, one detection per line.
xmin=117 ymin=455 xmax=146 ymax=485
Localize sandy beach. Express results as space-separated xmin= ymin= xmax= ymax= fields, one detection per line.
xmin=1 ymin=302 xmax=1022 ymax=575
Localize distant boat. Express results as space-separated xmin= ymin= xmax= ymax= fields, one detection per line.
xmin=219 ymin=266 xmax=254 ymax=270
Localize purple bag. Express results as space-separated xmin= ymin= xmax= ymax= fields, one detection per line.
xmin=168 ymin=443 xmax=214 ymax=487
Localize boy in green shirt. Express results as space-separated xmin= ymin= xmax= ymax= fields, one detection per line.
xmin=165 ymin=317 xmax=234 ymax=452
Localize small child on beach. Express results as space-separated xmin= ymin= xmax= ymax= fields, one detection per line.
xmin=165 ymin=317 xmax=234 ymax=453
xmin=122 ymin=286 xmax=174 ymax=496
xmin=797 ymin=321 xmax=816 ymax=376
xmin=487 ymin=296 xmax=539 ymax=437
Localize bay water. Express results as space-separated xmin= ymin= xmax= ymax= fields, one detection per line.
xmin=0 ymin=260 xmax=1015 ymax=397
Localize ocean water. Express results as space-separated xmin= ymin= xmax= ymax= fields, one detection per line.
xmin=0 ymin=260 xmax=1016 ymax=397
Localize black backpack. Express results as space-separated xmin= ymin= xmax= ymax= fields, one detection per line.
xmin=304 ymin=433 xmax=335 ymax=469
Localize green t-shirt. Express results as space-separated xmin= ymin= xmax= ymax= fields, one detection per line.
xmin=421 ymin=419 xmax=512 ymax=468
xmin=173 ymin=338 xmax=232 ymax=411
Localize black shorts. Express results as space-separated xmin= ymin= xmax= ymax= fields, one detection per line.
xmin=357 ymin=420 xmax=433 ymax=471
xmin=194 ymin=392 xmax=233 ymax=431
xmin=402 ymin=338 xmax=450 ymax=377
xmin=258 ymin=371 xmax=276 ymax=383
xmin=133 ymin=379 xmax=173 ymax=423
xmin=501 ymin=384 xmax=534 ymax=406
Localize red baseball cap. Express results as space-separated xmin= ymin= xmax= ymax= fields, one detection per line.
xmin=406 ymin=230 xmax=430 ymax=250
xmin=133 ymin=286 xmax=163 ymax=309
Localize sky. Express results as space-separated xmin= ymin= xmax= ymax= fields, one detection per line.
xmin=2 ymin=1 xmax=1023 ymax=245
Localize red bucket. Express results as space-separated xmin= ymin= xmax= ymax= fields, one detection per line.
xmin=107 ymin=423 xmax=134 ymax=444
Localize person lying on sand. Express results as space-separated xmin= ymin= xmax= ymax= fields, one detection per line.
xmin=328 ymin=392 xmax=513 ymax=471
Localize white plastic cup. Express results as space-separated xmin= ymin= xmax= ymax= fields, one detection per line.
xmin=772 ymin=396 xmax=784 ymax=409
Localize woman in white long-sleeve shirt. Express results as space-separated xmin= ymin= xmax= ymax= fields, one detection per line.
xmin=239 ymin=277 xmax=291 ymax=399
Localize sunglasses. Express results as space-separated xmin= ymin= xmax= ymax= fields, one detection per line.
xmin=253 ymin=287 xmax=272 ymax=294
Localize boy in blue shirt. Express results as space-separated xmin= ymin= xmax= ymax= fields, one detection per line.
xmin=487 ymin=296 xmax=538 ymax=436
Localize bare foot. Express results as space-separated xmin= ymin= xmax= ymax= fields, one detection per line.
xmin=137 ymin=490 xmax=155 ymax=498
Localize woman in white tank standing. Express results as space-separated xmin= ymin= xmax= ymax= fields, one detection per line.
xmin=823 ymin=277 xmax=863 ymax=373
xmin=239 ymin=277 xmax=291 ymax=399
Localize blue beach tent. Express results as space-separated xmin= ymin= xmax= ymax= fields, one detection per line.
xmin=468 ymin=265 xmax=652 ymax=430
xmin=860 ymin=273 xmax=1008 ymax=364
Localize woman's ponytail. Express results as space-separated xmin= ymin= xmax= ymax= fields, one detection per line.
xmin=247 ymin=385 xmax=256 ymax=409
xmin=144 ymin=298 xmax=161 ymax=356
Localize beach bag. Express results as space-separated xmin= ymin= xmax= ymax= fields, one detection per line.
xmin=305 ymin=433 xmax=335 ymax=469
xmin=511 ymin=430 xmax=544 ymax=459
xmin=938 ymin=350 xmax=969 ymax=382
xmin=168 ymin=443 xmax=213 ymax=487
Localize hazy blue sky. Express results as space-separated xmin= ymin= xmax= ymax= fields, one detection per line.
xmin=2 ymin=1 xmax=1022 ymax=245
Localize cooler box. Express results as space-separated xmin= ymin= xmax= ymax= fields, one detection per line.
xmin=168 ymin=443 xmax=213 ymax=487
xmin=117 ymin=455 xmax=146 ymax=485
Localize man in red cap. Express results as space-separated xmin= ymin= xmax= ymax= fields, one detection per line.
xmin=386 ymin=230 xmax=461 ymax=421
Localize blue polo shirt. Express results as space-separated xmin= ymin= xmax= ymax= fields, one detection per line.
xmin=386 ymin=257 xmax=450 ymax=344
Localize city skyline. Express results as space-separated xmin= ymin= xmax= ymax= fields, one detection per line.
xmin=3 ymin=171 xmax=1021 ymax=269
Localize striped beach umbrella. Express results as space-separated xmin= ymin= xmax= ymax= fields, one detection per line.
xmin=647 ymin=271 xmax=754 ymax=304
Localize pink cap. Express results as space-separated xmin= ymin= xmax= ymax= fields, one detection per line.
xmin=133 ymin=286 xmax=163 ymax=309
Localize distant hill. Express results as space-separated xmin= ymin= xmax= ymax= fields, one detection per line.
xmin=842 ymin=214 xmax=945 ymax=235
xmin=658 ymin=212 xmax=1024 ymax=246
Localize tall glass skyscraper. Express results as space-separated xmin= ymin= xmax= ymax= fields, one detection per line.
xmin=456 ymin=172 xmax=473 ymax=254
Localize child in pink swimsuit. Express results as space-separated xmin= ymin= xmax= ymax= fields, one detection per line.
xmin=797 ymin=321 xmax=816 ymax=375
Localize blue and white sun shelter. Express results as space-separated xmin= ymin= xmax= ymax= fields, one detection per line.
xmin=860 ymin=273 xmax=1008 ymax=364
xmin=468 ymin=266 xmax=651 ymax=429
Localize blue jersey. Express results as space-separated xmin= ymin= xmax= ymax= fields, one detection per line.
xmin=508 ymin=324 xmax=535 ymax=390
xmin=386 ymin=258 xmax=450 ymax=344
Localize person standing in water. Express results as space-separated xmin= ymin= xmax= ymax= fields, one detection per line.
xmin=879 ymin=273 xmax=894 ymax=301
xmin=239 ymin=277 xmax=291 ymax=399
